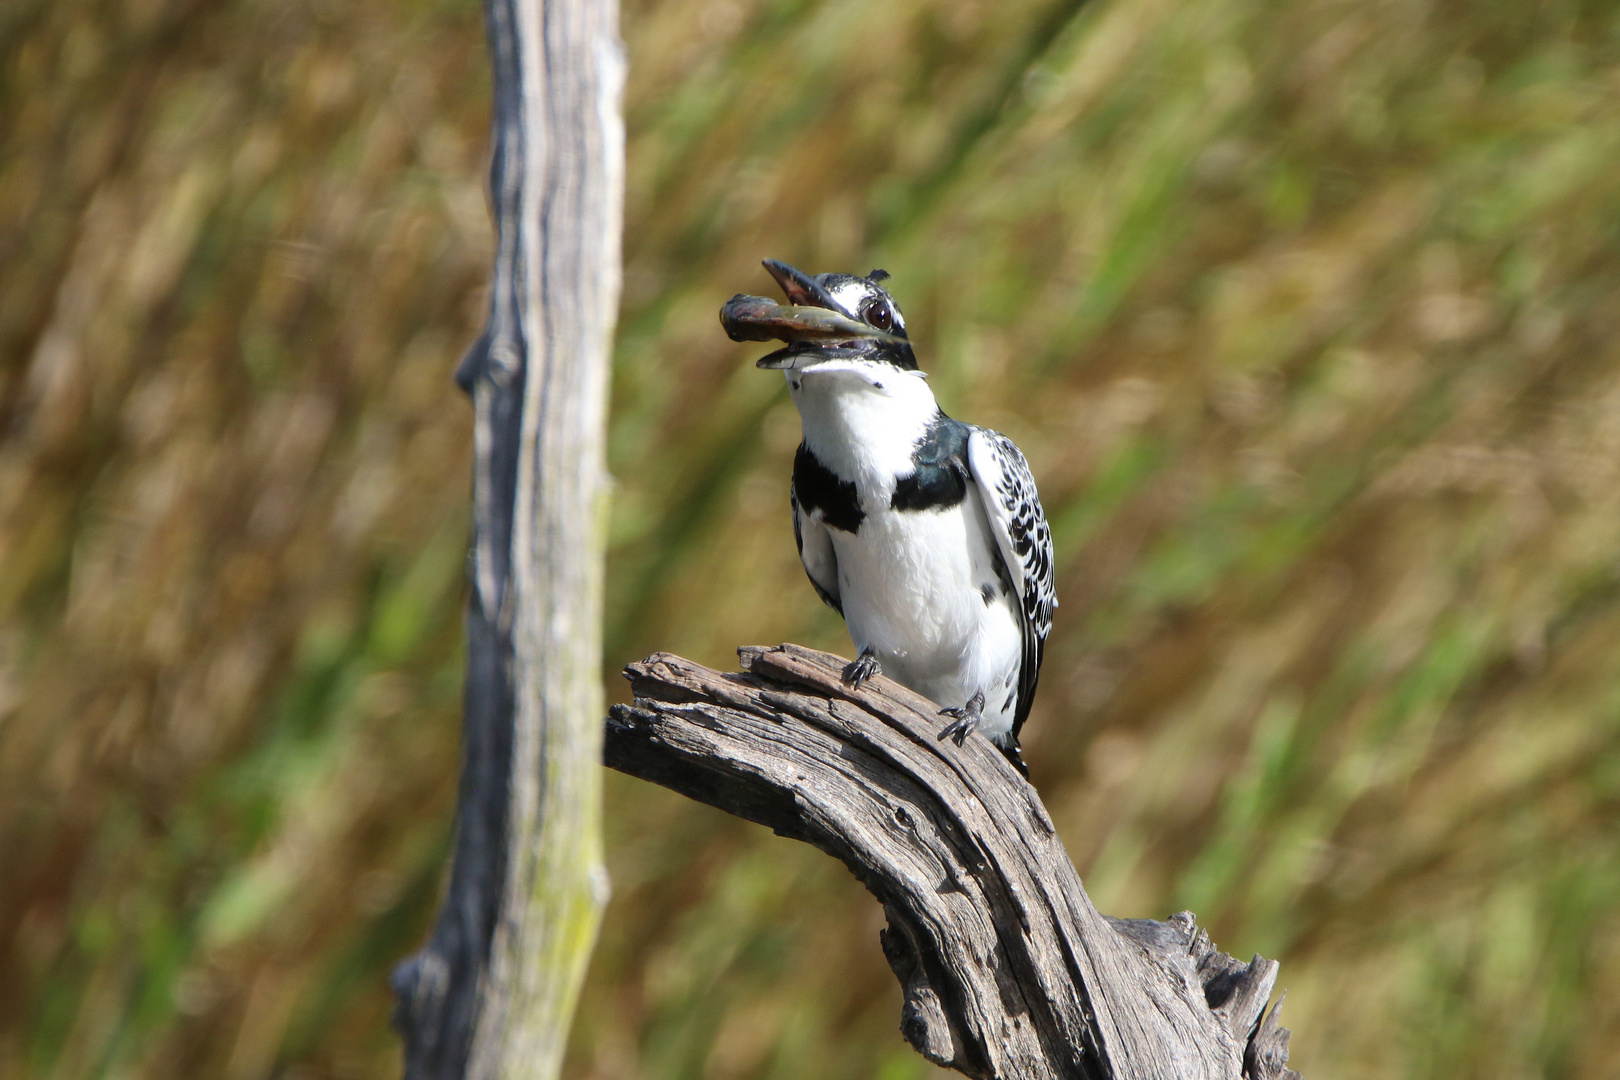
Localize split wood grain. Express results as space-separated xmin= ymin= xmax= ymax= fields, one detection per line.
xmin=605 ymin=643 xmax=1302 ymax=1080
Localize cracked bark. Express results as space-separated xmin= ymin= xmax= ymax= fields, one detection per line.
xmin=605 ymin=643 xmax=1302 ymax=1080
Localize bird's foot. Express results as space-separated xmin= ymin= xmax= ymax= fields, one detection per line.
xmin=937 ymin=691 xmax=986 ymax=747
xmin=842 ymin=648 xmax=882 ymax=690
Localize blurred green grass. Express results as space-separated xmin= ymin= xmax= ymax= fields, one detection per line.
xmin=4 ymin=0 xmax=1620 ymax=1078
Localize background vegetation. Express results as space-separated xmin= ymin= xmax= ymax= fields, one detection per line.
xmin=4 ymin=0 xmax=1619 ymax=1077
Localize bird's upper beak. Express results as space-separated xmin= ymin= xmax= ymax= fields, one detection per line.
xmin=719 ymin=259 xmax=904 ymax=370
xmin=761 ymin=259 xmax=845 ymax=313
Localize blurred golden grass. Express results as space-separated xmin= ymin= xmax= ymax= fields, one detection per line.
xmin=3 ymin=0 xmax=1620 ymax=1078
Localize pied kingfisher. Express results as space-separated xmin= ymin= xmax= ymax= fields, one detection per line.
xmin=721 ymin=260 xmax=1056 ymax=775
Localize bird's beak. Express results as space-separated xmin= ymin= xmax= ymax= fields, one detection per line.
xmin=721 ymin=258 xmax=912 ymax=371
xmin=721 ymin=294 xmax=900 ymax=347
xmin=751 ymin=343 xmax=873 ymax=371
xmin=761 ymin=259 xmax=845 ymax=313
xmin=720 ymin=258 xmax=904 ymax=360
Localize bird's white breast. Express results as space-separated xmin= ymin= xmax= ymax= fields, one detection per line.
xmin=832 ymin=490 xmax=1023 ymax=737
xmin=788 ymin=363 xmax=1024 ymax=739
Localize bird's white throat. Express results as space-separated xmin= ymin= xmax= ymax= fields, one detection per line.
xmin=786 ymin=362 xmax=938 ymax=490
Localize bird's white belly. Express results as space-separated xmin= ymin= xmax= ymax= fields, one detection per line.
xmin=831 ymin=487 xmax=1023 ymax=738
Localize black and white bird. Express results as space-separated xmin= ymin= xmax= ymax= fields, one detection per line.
xmin=721 ymin=260 xmax=1056 ymax=775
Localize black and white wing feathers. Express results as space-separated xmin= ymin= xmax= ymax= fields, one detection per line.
xmin=966 ymin=428 xmax=1056 ymax=739
xmin=791 ymin=481 xmax=842 ymax=615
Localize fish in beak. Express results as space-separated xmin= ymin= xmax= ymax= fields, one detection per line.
xmin=720 ymin=259 xmax=914 ymax=370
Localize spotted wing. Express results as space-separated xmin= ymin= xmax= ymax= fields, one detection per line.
xmin=966 ymin=428 xmax=1056 ymax=737
xmin=792 ymin=480 xmax=842 ymax=616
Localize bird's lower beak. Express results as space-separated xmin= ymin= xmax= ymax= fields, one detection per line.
xmin=752 ymin=343 xmax=871 ymax=370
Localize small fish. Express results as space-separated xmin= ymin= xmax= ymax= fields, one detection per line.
xmin=720 ymin=294 xmax=906 ymax=345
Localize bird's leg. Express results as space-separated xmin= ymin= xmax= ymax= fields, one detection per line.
xmin=937 ymin=690 xmax=986 ymax=747
xmin=842 ymin=647 xmax=882 ymax=690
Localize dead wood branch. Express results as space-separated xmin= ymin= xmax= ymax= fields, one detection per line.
xmin=604 ymin=644 xmax=1300 ymax=1080
xmin=390 ymin=1 xmax=623 ymax=1077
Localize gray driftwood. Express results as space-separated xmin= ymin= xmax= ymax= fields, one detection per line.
xmin=390 ymin=0 xmax=624 ymax=1077
xmin=605 ymin=644 xmax=1301 ymax=1080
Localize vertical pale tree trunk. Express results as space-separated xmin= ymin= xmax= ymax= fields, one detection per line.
xmin=391 ymin=1 xmax=623 ymax=1077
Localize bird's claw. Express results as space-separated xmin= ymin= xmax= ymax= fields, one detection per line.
xmin=936 ymin=691 xmax=985 ymax=747
xmin=937 ymin=713 xmax=973 ymax=746
xmin=842 ymin=650 xmax=882 ymax=690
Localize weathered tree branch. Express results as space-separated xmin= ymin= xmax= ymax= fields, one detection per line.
xmin=390 ymin=1 xmax=623 ymax=1077
xmin=605 ymin=644 xmax=1301 ymax=1080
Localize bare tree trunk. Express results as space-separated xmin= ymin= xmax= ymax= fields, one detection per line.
xmin=390 ymin=1 xmax=623 ymax=1077
xmin=606 ymin=644 xmax=1302 ymax=1080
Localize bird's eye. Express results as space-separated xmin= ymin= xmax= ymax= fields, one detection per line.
xmin=864 ymin=300 xmax=893 ymax=331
